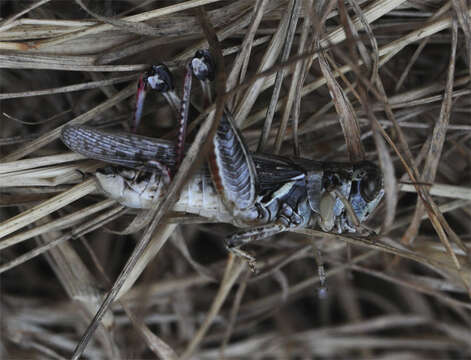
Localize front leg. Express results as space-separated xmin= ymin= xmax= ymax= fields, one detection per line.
xmin=226 ymin=198 xmax=310 ymax=268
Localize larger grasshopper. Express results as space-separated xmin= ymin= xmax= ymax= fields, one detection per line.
xmin=61 ymin=50 xmax=384 ymax=267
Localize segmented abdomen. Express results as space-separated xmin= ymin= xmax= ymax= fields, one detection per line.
xmin=174 ymin=170 xmax=232 ymax=223
xmin=96 ymin=167 xmax=233 ymax=223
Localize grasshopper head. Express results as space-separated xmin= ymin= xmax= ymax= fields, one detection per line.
xmin=318 ymin=161 xmax=384 ymax=233
xmin=347 ymin=161 xmax=384 ymax=227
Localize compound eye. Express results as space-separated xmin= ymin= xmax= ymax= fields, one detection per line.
xmin=359 ymin=171 xmax=382 ymax=202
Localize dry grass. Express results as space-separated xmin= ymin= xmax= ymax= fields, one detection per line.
xmin=1 ymin=0 xmax=470 ymax=359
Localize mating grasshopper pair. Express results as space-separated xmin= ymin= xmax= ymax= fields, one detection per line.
xmin=61 ymin=50 xmax=384 ymax=268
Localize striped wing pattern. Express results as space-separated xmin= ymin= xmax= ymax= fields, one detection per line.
xmin=209 ymin=111 xmax=257 ymax=211
xmin=61 ymin=125 xmax=177 ymax=169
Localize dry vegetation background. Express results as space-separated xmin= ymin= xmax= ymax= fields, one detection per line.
xmin=1 ymin=0 xmax=471 ymax=359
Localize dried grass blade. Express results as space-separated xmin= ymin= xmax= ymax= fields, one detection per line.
xmin=297 ymin=229 xmax=459 ymax=278
xmin=181 ymin=256 xmax=246 ymax=360
xmin=108 ymin=209 xmax=156 ymax=235
xmin=288 ymin=0 xmax=315 ymax=157
xmin=349 ymin=264 xmax=471 ymax=310
xmin=452 ymin=0 xmax=471 ymax=76
xmin=174 ymin=1 xmax=270 ymax=63
xmin=75 ymin=0 xmax=171 ymax=37
xmin=319 ymin=0 xmax=408 ymax=49
xmin=36 ymin=224 xmax=117 ymax=353
xmin=34 ymin=0 xmax=224 ymax=48
xmin=0 ymin=0 xmax=51 ymax=28
xmin=316 ymin=40 xmax=365 ymax=161
xmin=0 ymin=153 xmax=85 ymax=174
xmin=234 ymin=3 xmax=292 ymax=126
xmin=259 ymin=0 xmax=301 ymax=153
xmin=371 ymin=115 xmax=397 ymax=232
xmin=399 ymin=183 xmax=471 ymax=201
xmin=0 ymin=205 xmax=125 ymax=274
xmin=226 ymin=0 xmax=269 ymax=94
xmin=0 ymin=55 xmax=145 ymax=71
xmin=390 ymin=200 xmax=470 ymax=232
xmin=395 ymin=2 xmax=452 ymax=91
xmin=116 ymin=224 xmax=178 ymax=300
xmin=124 ymin=307 xmax=178 ymax=360
xmin=243 ymin=9 xmax=470 ymax=130
xmin=0 ymin=74 xmax=136 ymax=100
xmin=171 ymin=228 xmax=215 ymax=281
xmin=0 ymin=178 xmax=97 ymax=239
xmin=1 ymin=83 xmax=135 ymax=162
xmin=0 ymin=199 xmax=115 ymax=251
xmin=402 ymin=20 xmax=457 ymax=243
xmin=0 ymin=164 xmax=84 ymax=187
xmin=219 ymin=269 xmax=250 ymax=356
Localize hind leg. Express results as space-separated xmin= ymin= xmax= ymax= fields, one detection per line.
xmin=225 ymin=224 xmax=286 ymax=271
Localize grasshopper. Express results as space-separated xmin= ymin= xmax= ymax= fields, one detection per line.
xmin=61 ymin=50 xmax=384 ymax=267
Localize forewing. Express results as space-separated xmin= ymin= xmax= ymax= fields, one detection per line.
xmin=61 ymin=125 xmax=177 ymax=169
xmin=209 ymin=111 xmax=257 ymax=211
